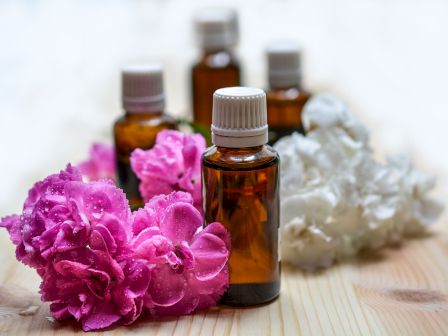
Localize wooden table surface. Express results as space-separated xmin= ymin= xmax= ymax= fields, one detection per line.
xmin=1 ymin=225 xmax=448 ymax=335
xmin=1 ymin=1 xmax=448 ymax=335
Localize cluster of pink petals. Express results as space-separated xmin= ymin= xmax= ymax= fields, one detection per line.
xmin=130 ymin=130 xmax=205 ymax=212
xmin=0 ymin=165 xmax=229 ymax=331
xmin=131 ymin=192 xmax=230 ymax=315
xmin=77 ymin=143 xmax=116 ymax=182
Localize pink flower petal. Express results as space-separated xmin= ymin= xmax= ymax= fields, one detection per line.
xmin=156 ymin=129 xmax=185 ymax=146
xmin=195 ymin=266 xmax=229 ymax=310
xmin=96 ymin=214 xmax=130 ymax=253
xmin=148 ymin=265 xmax=186 ymax=307
xmin=200 ymin=222 xmax=231 ymax=249
xmin=131 ymin=146 xmax=182 ymax=184
xmin=139 ymin=179 xmax=174 ymax=205
xmin=90 ymin=225 xmax=117 ymax=254
xmin=123 ymin=261 xmax=151 ymax=297
xmin=50 ymin=301 xmax=70 ymax=320
xmin=152 ymin=291 xmax=200 ymax=316
xmin=81 ymin=302 xmax=121 ymax=331
xmin=77 ymin=143 xmax=115 ymax=182
xmin=54 ymin=260 xmax=91 ymax=278
xmin=65 ymin=180 xmax=130 ymax=225
xmin=131 ymin=226 xmax=161 ymax=248
xmin=0 ymin=215 xmax=22 ymax=245
xmin=130 ymin=130 xmax=206 ymax=205
xmin=134 ymin=235 xmax=176 ymax=265
xmin=153 ymin=266 xmax=229 ymax=316
xmin=190 ymin=231 xmax=229 ymax=281
xmin=131 ymin=208 xmax=158 ymax=236
xmin=175 ymin=242 xmax=194 ymax=270
xmin=145 ymin=192 xmax=194 ymax=215
xmin=160 ymin=203 xmax=202 ymax=244
xmin=67 ymin=293 xmax=93 ymax=321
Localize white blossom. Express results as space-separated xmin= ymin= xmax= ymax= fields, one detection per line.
xmin=275 ymin=94 xmax=444 ymax=271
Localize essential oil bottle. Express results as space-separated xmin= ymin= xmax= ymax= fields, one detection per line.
xmin=202 ymin=87 xmax=280 ymax=306
xmin=266 ymin=43 xmax=311 ymax=145
xmin=192 ymin=9 xmax=241 ymax=135
xmin=114 ymin=65 xmax=176 ymax=209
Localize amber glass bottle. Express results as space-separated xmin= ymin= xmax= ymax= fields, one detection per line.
xmin=114 ymin=65 xmax=176 ymax=209
xmin=192 ymin=9 xmax=241 ymax=134
xmin=266 ymin=43 xmax=311 ymax=145
xmin=202 ymin=87 xmax=280 ymax=306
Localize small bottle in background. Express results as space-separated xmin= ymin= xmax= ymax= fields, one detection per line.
xmin=192 ymin=8 xmax=241 ymax=136
xmin=202 ymin=87 xmax=281 ymax=306
xmin=114 ymin=64 xmax=177 ymax=209
xmin=266 ymin=42 xmax=311 ymax=145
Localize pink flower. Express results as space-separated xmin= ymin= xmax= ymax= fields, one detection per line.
xmin=1 ymin=165 xmax=82 ymax=268
xmin=40 ymin=248 xmax=150 ymax=331
xmin=130 ymin=192 xmax=230 ymax=315
xmin=0 ymin=165 xmax=131 ymax=270
xmin=130 ymin=130 xmax=205 ymax=212
xmin=1 ymin=165 xmax=230 ymax=331
xmin=78 ymin=143 xmax=116 ymax=182
xmin=0 ymin=165 xmax=142 ymax=330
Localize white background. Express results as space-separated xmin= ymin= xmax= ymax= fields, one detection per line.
xmin=1 ymin=0 xmax=447 ymax=214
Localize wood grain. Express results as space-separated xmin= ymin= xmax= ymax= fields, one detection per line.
xmin=1 ymin=225 xmax=447 ymax=335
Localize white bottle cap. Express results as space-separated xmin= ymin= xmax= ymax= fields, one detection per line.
xmin=267 ymin=42 xmax=302 ymax=88
xmin=194 ymin=8 xmax=238 ymax=50
xmin=121 ymin=64 xmax=165 ymax=113
xmin=212 ymin=87 xmax=268 ymax=148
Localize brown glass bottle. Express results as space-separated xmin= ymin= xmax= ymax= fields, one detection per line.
xmin=267 ymin=86 xmax=311 ymax=145
xmin=192 ymin=49 xmax=240 ymax=132
xmin=114 ymin=111 xmax=176 ymax=209
xmin=203 ymin=145 xmax=280 ymax=306
xmin=114 ymin=64 xmax=177 ymax=210
xmin=266 ymin=42 xmax=311 ymax=145
xmin=202 ymin=87 xmax=280 ymax=306
xmin=192 ymin=8 xmax=241 ymax=136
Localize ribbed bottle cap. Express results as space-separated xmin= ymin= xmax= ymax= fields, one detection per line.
xmin=194 ymin=8 xmax=238 ymax=50
xmin=212 ymin=87 xmax=268 ymax=148
xmin=121 ymin=64 xmax=165 ymax=113
xmin=267 ymin=42 xmax=302 ymax=88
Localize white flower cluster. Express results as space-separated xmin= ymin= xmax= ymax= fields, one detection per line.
xmin=275 ymin=94 xmax=444 ymax=271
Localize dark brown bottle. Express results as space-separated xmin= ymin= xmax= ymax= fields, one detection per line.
xmin=266 ymin=43 xmax=311 ymax=145
xmin=202 ymin=87 xmax=280 ymax=306
xmin=113 ymin=65 xmax=176 ymax=209
xmin=192 ymin=9 xmax=241 ymax=134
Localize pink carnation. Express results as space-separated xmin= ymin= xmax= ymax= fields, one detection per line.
xmin=40 ymin=248 xmax=149 ymax=331
xmin=130 ymin=192 xmax=230 ymax=316
xmin=0 ymin=165 xmax=130 ymax=270
xmin=130 ymin=130 xmax=205 ymax=212
xmin=78 ymin=143 xmax=116 ymax=182
xmin=0 ymin=165 xmax=140 ymax=330
xmin=1 ymin=165 xmax=230 ymax=331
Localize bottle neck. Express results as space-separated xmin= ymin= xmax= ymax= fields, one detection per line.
xmin=201 ymin=47 xmax=233 ymax=57
xmin=125 ymin=109 xmax=164 ymax=118
xmin=216 ymin=145 xmax=264 ymax=151
xmin=212 ymin=132 xmax=268 ymax=149
xmin=269 ymin=78 xmax=302 ymax=91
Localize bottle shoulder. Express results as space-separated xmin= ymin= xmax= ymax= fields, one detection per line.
xmin=266 ymin=87 xmax=311 ymax=103
xmin=114 ymin=112 xmax=177 ymax=128
xmin=202 ymin=145 xmax=279 ymax=171
xmin=193 ymin=50 xmax=240 ymax=70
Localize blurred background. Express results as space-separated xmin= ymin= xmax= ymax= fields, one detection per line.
xmin=1 ymin=0 xmax=447 ymax=214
